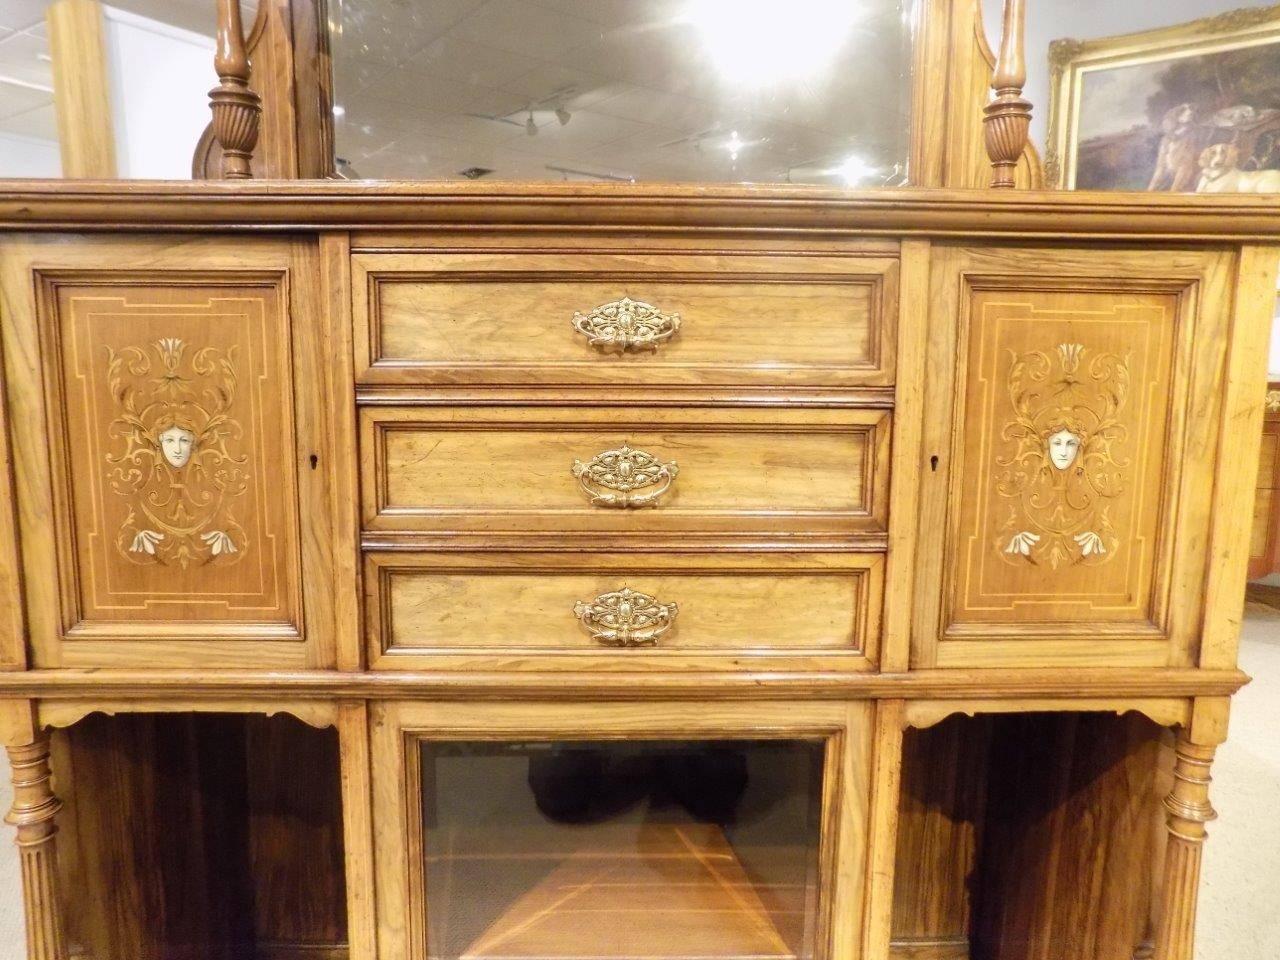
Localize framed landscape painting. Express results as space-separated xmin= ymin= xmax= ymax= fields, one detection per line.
xmin=1047 ymin=5 xmax=1280 ymax=192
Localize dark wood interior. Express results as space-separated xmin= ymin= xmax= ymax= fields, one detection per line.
xmin=892 ymin=713 xmax=1167 ymax=960
xmin=50 ymin=714 xmax=347 ymax=960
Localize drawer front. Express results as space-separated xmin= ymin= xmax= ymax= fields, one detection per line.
xmin=353 ymin=252 xmax=897 ymax=386
xmin=362 ymin=407 xmax=889 ymax=539
xmin=365 ymin=552 xmax=882 ymax=670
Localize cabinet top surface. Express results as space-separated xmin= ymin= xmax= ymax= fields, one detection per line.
xmin=2 ymin=180 xmax=1279 ymax=240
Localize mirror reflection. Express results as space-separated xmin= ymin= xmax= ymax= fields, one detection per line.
xmin=329 ymin=0 xmax=913 ymax=185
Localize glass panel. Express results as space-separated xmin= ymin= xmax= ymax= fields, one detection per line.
xmin=329 ymin=0 xmax=913 ymax=185
xmin=420 ymin=739 xmax=826 ymax=960
xmin=983 ymin=0 xmax=1280 ymax=191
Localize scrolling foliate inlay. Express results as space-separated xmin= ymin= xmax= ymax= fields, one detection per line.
xmin=996 ymin=342 xmax=1129 ymax=569
xmin=947 ymin=285 xmax=1177 ymax=633
xmin=106 ymin=337 xmax=249 ymax=568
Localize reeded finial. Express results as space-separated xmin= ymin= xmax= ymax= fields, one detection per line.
xmin=983 ymin=0 xmax=1032 ymax=188
xmin=209 ymin=0 xmax=261 ymax=179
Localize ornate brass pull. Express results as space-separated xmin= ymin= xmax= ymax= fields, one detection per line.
xmin=571 ymin=297 xmax=681 ymax=351
xmin=574 ymin=587 xmax=678 ymax=648
xmin=572 ymin=443 xmax=678 ymax=508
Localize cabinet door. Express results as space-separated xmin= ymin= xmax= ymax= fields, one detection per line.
xmin=913 ymin=246 xmax=1234 ymax=668
xmin=370 ymin=701 xmax=874 ymax=960
xmin=0 ymin=235 xmax=351 ymax=668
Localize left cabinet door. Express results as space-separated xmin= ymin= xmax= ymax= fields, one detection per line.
xmin=0 ymin=235 xmax=348 ymax=668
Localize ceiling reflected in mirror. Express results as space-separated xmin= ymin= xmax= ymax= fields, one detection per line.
xmin=328 ymin=0 xmax=914 ymax=185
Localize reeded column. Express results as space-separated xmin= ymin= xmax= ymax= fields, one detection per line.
xmin=1152 ymin=737 xmax=1217 ymax=960
xmin=6 ymin=737 xmax=68 ymax=960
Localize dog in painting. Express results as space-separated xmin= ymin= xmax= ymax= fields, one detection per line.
xmin=1196 ymin=142 xmax=1280 ymax=193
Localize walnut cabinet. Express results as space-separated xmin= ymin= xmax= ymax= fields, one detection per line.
xmin=0 ymin=183 xmax=1274 ymax=960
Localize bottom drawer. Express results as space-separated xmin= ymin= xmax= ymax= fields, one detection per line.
xmin=365 ymin=551 xmax=882 ymax=671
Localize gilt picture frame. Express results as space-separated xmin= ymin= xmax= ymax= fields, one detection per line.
xmin=1047 ymin=5 xmax=1280 ymax=192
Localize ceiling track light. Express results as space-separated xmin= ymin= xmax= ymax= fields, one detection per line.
xmin=525 ymin=112 xmax=537 ymax=136
xmin=555 ymin=106 xmax=571 ymax=127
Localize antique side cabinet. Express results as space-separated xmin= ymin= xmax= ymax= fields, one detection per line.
xmin=0 ymin=182 xmax=1274 ymax=960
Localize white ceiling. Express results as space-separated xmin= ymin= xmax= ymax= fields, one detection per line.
xmin=0 ymin=0 xmax=255 ymax=149
xmin=0 ymin=0 xmax=56 ymax=142
xmin=329 ymin=0 xmax=914 ymax=184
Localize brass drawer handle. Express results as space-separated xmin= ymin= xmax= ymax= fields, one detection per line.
xmin=573 ymin=587 xmax=678 ymax=647
xmin=572 ymin=443 xmax=678 ymax=508
xmin=572 ymin=297 xmax=681 ymax=351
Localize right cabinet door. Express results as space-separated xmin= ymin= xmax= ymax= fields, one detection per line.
xmin=913 ymin=245 xmax=1235 ymax=668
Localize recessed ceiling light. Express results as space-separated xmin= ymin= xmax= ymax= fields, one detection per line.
xmin=683 ymin=0 xmax=861 ymax=86
xmin=726 ymin=130 xmax=745 ymax=161
xmin=835 ymin=154 xmax=876 ymax=185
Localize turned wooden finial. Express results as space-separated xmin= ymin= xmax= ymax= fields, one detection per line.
xmin=209 ymin=0 xmax=260 ymax=179
xmin=984 ymin=0 xmax=1032 ymax=188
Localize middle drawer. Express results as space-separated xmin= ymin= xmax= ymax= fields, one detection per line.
xmin=361 ymin=405 xmax=890 ymax=539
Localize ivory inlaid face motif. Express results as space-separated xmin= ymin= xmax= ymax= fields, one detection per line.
xmin=158 ymin=425 xmax=196 ymax=469
xmin=996 ymin=342 xmax=1129 ymax=569
xmin=107 ymin=337 xmax=248 ymax=568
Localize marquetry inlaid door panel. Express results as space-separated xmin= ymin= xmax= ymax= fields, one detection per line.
xmin=913 ymin=246 xmax=1235 ymax=668
xmin=57 ymin=282 xmax=296 ymax=624
xmin=0 ymin=236 xmax=352 ymax=668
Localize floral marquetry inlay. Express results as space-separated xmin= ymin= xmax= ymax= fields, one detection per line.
xmin=996 ymin=342 xmax=1130 ymax=569
xmin=947 ymin=280 xmax=1179 ymax=635
xmin=106 ymin=338 xmax=249 ymax=568
xmin=47 ymin=276 xmax=301 ymax=633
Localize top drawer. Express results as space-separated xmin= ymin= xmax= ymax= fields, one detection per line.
xmin=353 ymin=252 xmax=897 ymax=387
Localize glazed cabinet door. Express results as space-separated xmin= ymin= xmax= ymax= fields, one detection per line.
xmin=0 ymin=235 xmax=351 ymax=668
xmin=370 ymin=701 xmax=874 ymax=960
xmin=912 ymin=245 xmax=1236 ymax=668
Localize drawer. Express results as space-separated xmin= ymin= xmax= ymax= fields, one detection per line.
xmin=353 ymin=252 xmax=897 ymax=386
xmin=364 ymin=551 xmax=883 ymax=671
xmin=361 ymin=406 xmax=889 ymax=541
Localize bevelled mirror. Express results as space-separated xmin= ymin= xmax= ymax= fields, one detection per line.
xmin=327 ymin=0 xmax=914 ymax=185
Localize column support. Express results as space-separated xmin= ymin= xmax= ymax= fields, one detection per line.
xmin=6 ymin=735 xmax=68 ymax=960
xmin=1151 ymin=735 xmax=1217 ymax=960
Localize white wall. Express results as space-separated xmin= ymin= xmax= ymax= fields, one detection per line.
xmin=0 ymin=131 xmax=60 ymax=177
xmin=101 ymin=5 xmax=215 ymax=179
